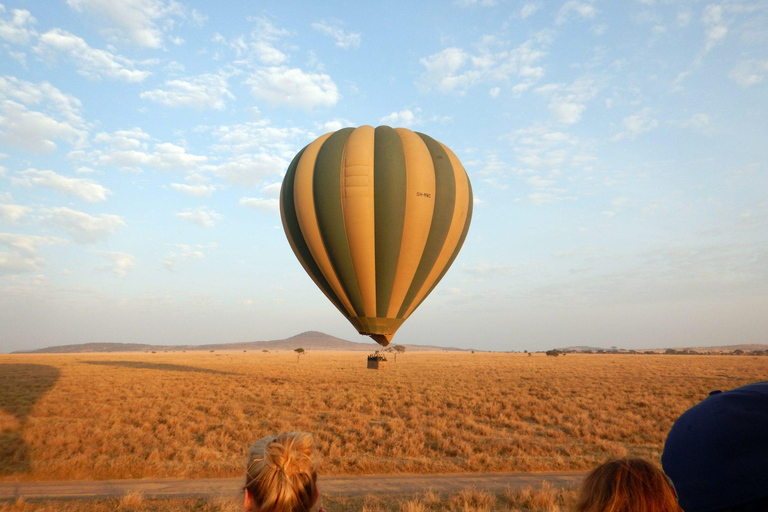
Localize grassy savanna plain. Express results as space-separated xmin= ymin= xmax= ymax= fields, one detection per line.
xmin=0 ymin=485 xmax=577 ymax=512
xmin=1 ymin=351 xmax=766 ymax=486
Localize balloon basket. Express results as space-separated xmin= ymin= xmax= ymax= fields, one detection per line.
xmin=366 ymin=351 xmax=388 ymax=370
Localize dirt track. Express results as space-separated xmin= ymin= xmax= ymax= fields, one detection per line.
xmin=0 ymin=472 xmax=585 ymax=502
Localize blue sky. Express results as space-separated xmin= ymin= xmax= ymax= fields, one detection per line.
xmin=1 ymin=0 xmax=766 ymax=352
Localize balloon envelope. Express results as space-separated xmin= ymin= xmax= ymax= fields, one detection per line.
xmin=280 ymin=125 xmax=472 ymax=346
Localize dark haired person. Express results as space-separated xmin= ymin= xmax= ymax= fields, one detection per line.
xmin=662 ymin=381 xmax=768 ymax=512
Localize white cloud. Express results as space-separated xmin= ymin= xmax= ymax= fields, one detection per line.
xmin=418 ymin=47 xmax=478 ymax=93
xmin=261 ymin=182 xmax=282 ymax=198
xmin=210 ymin=120 xmax=306 ymax=155
xmin=0 ymin=232 xmax=67 ymax=274
xmin=507 ymin=124 xmax=580 ymax=172
xmin=95 ymin=251 xmax=135 ymax=277
xmin=674 ymin=4 xmax=731 ymax=86
xmin=528 ymin=191 xmax=568 ymax=205
xmin=35 ymin=29 xmax=151 ymax=82
xmin=380 ymin=108 xmax=421 ymax=127
xmin=0 ymin=101 xmax=88 ymax=154
xmin=140 ymin=73 xmax=234 ymax=109
xmin=316 ymin=119 xmax=353 ymax=133
xmin=170 ymin=183 xmax=217 ymax=197
xmin=0 ymin=76 xmax=88 ymax=154
xmin=311 ymin=19 xmax=361 ymax=49
xmin=526 ymin=175 xmax=556 ymax=188
xmin=247 ymin=67 xmax=340 ymax=110
xmin=213 ymin=17 xmax=289 ymax=64
xmin=702 ymin=4 xmax=728 ymax=52
xmin=520 ymin=3 xmax=541 ymax=18
xmin=240 ymin=197 xmax=279 ymax=213
xmin=556 ymin=1 xmax=598 ymax=25
xmin=66 ymin=0 xmax=186 ymax=48
xmin=239 ymin=181 xmax=282 ymax=213
xmin=15 ymin=169 xmax=111 ymax=202
xmin=175 ymin=206 xmax=222 ymax=228
xmin=161 ymin=242 xmax=206 ymax=269
xmin=418 ymin=37 xmax=548 ymax=94
xmin=464 ymin=262 xmax=513 ymax=278
xmin=549 ymin=100 xmax=586 ymax=125
xmin=45 ymin=207 xmax=126 ymax=243
xmin=730 ymin=59 xmax=768 ymax=88
xmin=613 ymin=108 xmax=658 ymax=140
xmin=535 ymin=77 xmax=599 ymax=126
xmin=79 ymin=129 xmax=208 ymax=172
xmin=208 ymin=153 xmax=288 ymax=187
xmin=489 ymin=87 xmax=501 ymax=98
xmin=668 ymin=113 xmax=712 ymax=135
xmin=0 ymin=5 xmax=37 ymax=44
xmin=0 ymin=203 xmax=32 ymax=222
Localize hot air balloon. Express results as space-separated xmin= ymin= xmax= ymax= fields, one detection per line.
xmin=280 ymin=125 xmax=472 ymax=347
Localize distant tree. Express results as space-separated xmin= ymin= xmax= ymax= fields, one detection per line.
xmin=262 ymin=350 xmax=269 ymax=353
xmin=392 ymin=344 xmax=406 ymax=362
xmin=294 ymin=347 xmax=305 ymax=362
xmin=733 ymin=349 xmax=744 ymax=355
xmin=546 ymin=349 xmax=560 ymax=357
xmin=665 ymin=348 xmax=678 ymax=355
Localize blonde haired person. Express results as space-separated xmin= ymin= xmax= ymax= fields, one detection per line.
xmin=575 ymin=458 xmax=682 ymax=512
xmin=244 ymin=432 xmax=326 ymax=512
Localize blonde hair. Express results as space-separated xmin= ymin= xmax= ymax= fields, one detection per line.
xmin=244 ymin=432 xmax=318 ymax=512
xmin=575 ymin=458 xmax=681 ymax=512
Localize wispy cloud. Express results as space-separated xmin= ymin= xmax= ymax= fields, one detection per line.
xmin=0 ymin=232 xmax=67 ymax=274
xmin=44 ymin=207 xmax=126 ymax=243
xmin=312 ymin=19 xmax=361 ymax=49
xmin=418 ymin=34 xmax=549 ymax=94
xmin=65 ymin=0 xmax=190 ymax=48
xmin=141 ymin=72 xmax=234 ymax=110
xmin=34 ymin=29 xmax=151 ymax=82
xmin=15 ymin=168 xmax=111 ymax=202
xmin=612 ymin=108 xmax=658 ymax=140
xmin=95 ymin=251 xmax=135 ymax=277
xmin=247 ymin=67 xmax=340 ymax=110
xmin=175 ymin=206 xmax=222 ymax=228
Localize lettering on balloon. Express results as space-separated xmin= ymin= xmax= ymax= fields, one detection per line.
xmin=416 ymin=192 xmax=432 ymax=198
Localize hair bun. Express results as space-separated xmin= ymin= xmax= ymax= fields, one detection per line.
xmin=245 ymin=432 xmax=319 ymax=512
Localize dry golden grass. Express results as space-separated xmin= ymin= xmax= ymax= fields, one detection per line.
xmin=1 ymin=351 xmax=765 ymax=481
xmin=0 ymin=485 xmax=578 ymax=512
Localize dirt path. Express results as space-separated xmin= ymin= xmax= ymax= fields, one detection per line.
xmin=0 ymin=472 xmax=585 ymax=501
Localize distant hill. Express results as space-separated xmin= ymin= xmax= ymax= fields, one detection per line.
xmin=14 ymin=331 xmax=460 ymax=354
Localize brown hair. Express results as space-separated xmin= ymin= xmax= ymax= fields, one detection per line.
xmin=244 ymin=432 xmax=318 ymax=512
xmin=575 ymin=458 xmax=682 ymax=512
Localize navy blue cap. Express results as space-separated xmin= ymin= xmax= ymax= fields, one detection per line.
xmin=662 ymin=381 xmax=768 ymax=512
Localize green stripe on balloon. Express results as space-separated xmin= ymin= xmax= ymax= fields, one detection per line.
xmin=280 ymin=146 xmax=347 ymax=316
xmin=373 ymin=126 xmax=407 ymax=318
xmin=312 ymin=127 xmax=366 ymax=317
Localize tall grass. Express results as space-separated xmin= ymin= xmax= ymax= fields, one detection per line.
xmin=1 ymin=351 xmax=763 ymax=481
